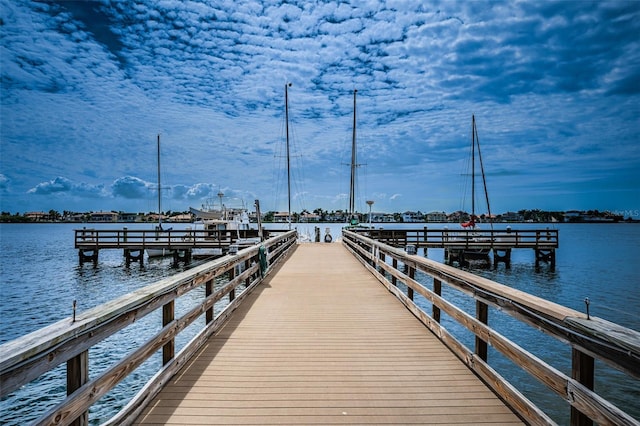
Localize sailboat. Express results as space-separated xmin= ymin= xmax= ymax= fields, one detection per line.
xmin=462 ymin=115 xmax=492 ymax=229
xmin=146 ymin=134 xmax=174 ymax=258
xmin=458 ymin=114 xmax=493 ymax=261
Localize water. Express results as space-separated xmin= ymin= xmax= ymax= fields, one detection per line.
xmin=1 ymin=222 xmax=638 ymax=424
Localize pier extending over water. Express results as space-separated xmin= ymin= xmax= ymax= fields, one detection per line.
xmin=134 ymin=242 xmax=522 ymax=425
xmin=353 ymin=227 xmax=559 ymax=267
xmin=73 ymin=227 xmax=283 ymax=266
xmin=1 ymin=230 xmax=637 ymax=425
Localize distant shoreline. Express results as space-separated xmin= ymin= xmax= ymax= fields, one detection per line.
xmin=1 ymin=220 xmax=638 ymax=225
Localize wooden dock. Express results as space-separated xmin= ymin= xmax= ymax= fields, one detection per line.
xmin=133 ymin=244 xmax=523 ymax=425
xmin=2 ymin=230 xmax=637 ymax=426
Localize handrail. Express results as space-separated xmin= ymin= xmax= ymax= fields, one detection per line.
xmin=342 ymin=230 xmax=639 ymax=426
xmin=73 ymin=228 xmax=280 ymax=249
xmin=0 ymin=230 xmax=297 ymax=425
xmin=350 ymin=227 xmax=559 ymax=249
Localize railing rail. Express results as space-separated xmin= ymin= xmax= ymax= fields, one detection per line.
xmin=0 ymin=230 xmax=297 ymax=426
xmin=351 ymin=227 xmax=559 ymax=249
xmin=74 ymin=228 xmax=283 ymax=250
xmin=342 ymin=230 xmax=639 ymax=426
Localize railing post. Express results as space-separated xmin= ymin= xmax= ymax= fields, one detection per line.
xmin=392 ymin=258 xmax=398 ymax=286
xmin=205 ymin=279 xmax=214 ymax=324
xmin=433 ymin=278 xmax=441 ymax=323
xmin=245 ymin=258 xmax=251 ymax=287
xmin=407 ymin=265 xmax=414 ymax=301
xmin=475 ymin=301 xmax=488 ymax=361
xmin=571 ymin=349 xmax=594 ymax=426
xmin=67 ymin=350 xmax=88 ymax=426
xmin=229 ymin=267 xmax=236 ymax=302
xmin=162 ymin=301 xmax=174 ymax=365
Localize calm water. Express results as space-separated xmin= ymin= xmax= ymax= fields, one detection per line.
xmin=0 ymin=222 xmax=638 ymax=424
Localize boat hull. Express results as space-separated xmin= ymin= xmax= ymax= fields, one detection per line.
xmin=146 ymin=248 xmax=174 ymax=258
xmin=189 ymin=207 xmax=224 ymax=220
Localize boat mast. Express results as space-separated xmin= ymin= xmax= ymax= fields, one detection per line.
xmin=217 ymin=190 xmax=224 ymax=220
xmin=471 ymin=115 xmax=475 ymax=223
xmin=157 ymin=134 xmax=162 ymax=230
xmin=285 ymin=82 xmax=292 ymax=230
xmin=349 ymin=89 xmax=357 ymax=219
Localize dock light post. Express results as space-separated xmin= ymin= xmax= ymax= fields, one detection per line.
xmin=366 ymin=200 xmax=374 ymax=226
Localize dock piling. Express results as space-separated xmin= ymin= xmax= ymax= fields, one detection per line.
xmin=124 ymin=249 xmax=143 ymax=267
xmin=493 ymin=248 xmax=512 ymax=268
xmin=78 ymin=249 xmax=98 ymax=267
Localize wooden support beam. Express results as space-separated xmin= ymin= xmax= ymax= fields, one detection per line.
xmin=205 ymin=279 xmax=214 ymax=324
xmin=571 ymin=348 xmax=595 ymax=426
xmin=392 ymin=258 xmax=398 ymax=286
xmin=67 ymin=350 xmax=88 ymax=426
xmin=476 ymin=300 xmax=488 ymax=361
xmin=162 ymin=302 xmax=174 ymax=365
xmin=433 ymin=278 xmax=441 ymax=323
xmin=407 ymin=266 xmax=414 ymax=301
xmin=229 ymin=268 xmax=236 ymax=302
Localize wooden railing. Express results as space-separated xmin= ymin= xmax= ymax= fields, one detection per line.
xmin=0 ymin=230 xmax=297 ymax=426
xmin=342 ymin=230 xmax=639 ymax=426
xmin=351 ymin=227 xmax=559 ymax=249
xmin=74 ymin=228 xmax=283 ymax=250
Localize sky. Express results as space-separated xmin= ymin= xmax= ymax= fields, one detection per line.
xmin=1 ymin=0 xmax=639 ymax=217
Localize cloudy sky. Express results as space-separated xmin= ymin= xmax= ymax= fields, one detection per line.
xmin=1 ymin=0 xmax=638 ymax=216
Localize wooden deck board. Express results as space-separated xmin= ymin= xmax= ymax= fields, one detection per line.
xmin=133 ymin=243 xmax=523 ymax=425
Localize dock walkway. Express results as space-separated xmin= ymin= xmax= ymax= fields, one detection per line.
xmin=134 ymin=243 xmax=523 ymax=425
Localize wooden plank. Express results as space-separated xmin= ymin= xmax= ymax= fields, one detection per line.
xmin=133 ymin=244 xmax=523 ymax=425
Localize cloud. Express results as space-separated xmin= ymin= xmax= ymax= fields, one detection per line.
xmin=27 ymin=176 xmax=73 ymax=194
xmin=0 ymin=174 xmax=9 ymax=193
xmin=110 ymin=176 xmax=153 ymax=199
xmin=27 ymin=176 xmax=108 ymax=198
xmin=24 ymin=175 xmax=257 ymax=209
xmin=183 ymin=183 xmax=216 ymax=200
xmin=1 ymin=1 xmax=638 ymax=214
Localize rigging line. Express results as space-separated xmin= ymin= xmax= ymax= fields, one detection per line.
xmin=288 ymin=111 xmax=308 ymax=213
xmin=459 ymin=130 xmax=472 ymax=214
xmin=282 ymin=88 xmax=307 ymax=215
xmin=272 ymin=100 xmax=288 ymax=213
xmin=355 ymin=132 xmax=368 ymax=214
xmin=474 ymin=118 xmax=493 ymax=229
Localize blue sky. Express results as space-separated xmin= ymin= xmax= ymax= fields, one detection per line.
xmin=1 ymin=0 xmax=638 ymax=216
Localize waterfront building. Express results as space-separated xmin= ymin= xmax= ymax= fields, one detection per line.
xmin=88 ymin=211 xmax=118 ymax=222
xmin=426 ymin=211 xmax=448 ymax=222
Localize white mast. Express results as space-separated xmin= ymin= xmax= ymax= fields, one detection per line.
xmin=349 ymin=89 xmax=358 ymax=221
xmin=156 ymin=134 xmax=162 ymax=230
xmin=285 ymin=82 xmax=292 ymax=230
